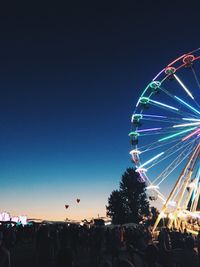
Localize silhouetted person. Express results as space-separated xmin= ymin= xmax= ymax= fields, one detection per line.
xmin=56 ymin=246 xmax=73 ymax=267
xmin=0 ymin=232 xmax=10 ymax=267
xmin=172 ymin=236 xmax=199 ymax=267
xmin=36 ymin=226 xmax=52 ymax=267
xmin=116 ymin=259 xmax=135 ymax=267
xmin=145 ymin=244 xmax=161 ymax=267
xmin=100 ymin=260 xmax=112 ymax=267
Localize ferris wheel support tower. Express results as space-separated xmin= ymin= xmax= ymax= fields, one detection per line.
xmin=152 ymin=142 xmax=200 ymax=233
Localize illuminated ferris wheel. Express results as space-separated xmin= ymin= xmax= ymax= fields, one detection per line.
xmin=129 ymin=48 xmax=200 ymax=233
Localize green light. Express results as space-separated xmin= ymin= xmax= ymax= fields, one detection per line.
xmin=136 ymin=85 xmax=150 ymax=107
xmin=131 ymin=114 xmax=143 ymax=122
xmin=139 ymin=97 xmax=150 ymax=104
xmin=158 ymin=127 xmax=197 ymax=142
xmin=128 ymin=132 xmax=140 ymax=137
xmin=149 ymin=81 xmax=161 ymax=89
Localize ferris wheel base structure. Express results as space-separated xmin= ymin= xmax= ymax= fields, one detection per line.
xmin=152 ymin=142 xmax=200 ymax=234
xmin=129 ymin=48 xmax=200 ymax=235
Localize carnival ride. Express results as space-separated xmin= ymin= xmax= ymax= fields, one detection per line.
xmin=129 ymin=48 xmax=200 ymax=234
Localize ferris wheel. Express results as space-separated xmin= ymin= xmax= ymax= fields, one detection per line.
xmin=129 ymin=48 xmax=200 ymax=233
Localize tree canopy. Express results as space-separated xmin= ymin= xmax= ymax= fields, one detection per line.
xmin=106 ymin=168 xmax=150 ymax=224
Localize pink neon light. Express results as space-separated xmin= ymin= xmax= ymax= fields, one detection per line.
xmin=152 ymin=68 xmax=165 ymax=81
xmin=153 ymin=48 xmax=200 ymax=82
xmin=167 ymin=48 xmax=200 ymax=67
xmin=167 ymin=54 xmax=186 ymax=67
xmin=137 ymin=127 xmax=162 ymax=133
xmin=182 ymin=128 xmax=200 ymax=141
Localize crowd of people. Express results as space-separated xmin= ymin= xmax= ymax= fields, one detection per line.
xmin=0 ymin=222 xmax=200 ymax=267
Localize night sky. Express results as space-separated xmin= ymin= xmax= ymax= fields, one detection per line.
xmin=1 ymin=2 xmax=200 ymax=220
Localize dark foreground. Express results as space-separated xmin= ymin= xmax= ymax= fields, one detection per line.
xmin=1 ymin=223 xmax=200 ymax=267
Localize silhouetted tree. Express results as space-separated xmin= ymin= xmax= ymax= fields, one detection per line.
xmin=106 ymin=168 xmax=150 ymax=224
xmin=106 ymin=190 xmax=126 ymax=224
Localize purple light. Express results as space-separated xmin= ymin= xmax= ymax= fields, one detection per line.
xmin=137 ymin=127 xmax=162 ymax=133
xmin=152 ymin=68 xmax=165 ymax=81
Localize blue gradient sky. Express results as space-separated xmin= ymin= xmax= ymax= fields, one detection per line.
xmin=0 ymin=3 xmax=200 ymax=220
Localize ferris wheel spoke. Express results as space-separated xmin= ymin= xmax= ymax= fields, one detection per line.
xmin=147 ymin=99 xmax=198 ymax=119
xmin=151 ymin=140 xmax=197 ymax=186
xmin=173 ymin=71 xmax=200 ymax=109
xmin=158 ymin=85 xmax=200 ymax=118
xmin=136 ymin=137 xmax=196 ymax=173
xmin=147 ymin=138 xmax=198 ymax=171
xmin=137 ymin=152 xmax=164 ymax=169
xmin=173 ymin=74 xmax=194 ymax=100
xmin=174 ymin=96 xmax=200 ymax=116
xmin=137 ymin=126 xmax=199 ymax=152
xmin=141 ymin=138 xmax=186 ymax=153
xmin=191 ymin=66 xmax=200 ymax=92
xmin=182 ymin=128 xmax=200 ymax=141
xmin=139 ymin=133 xmax=191 ymax=152
xmin=129 ymin=127 xmax=189 ymax=139
xmin=172 ymin=122 xmax=200 ymax=128
xmin=132 ymin=113 xmax=186 ymax=124
xmin=158 ymin=127 xmax=197 ymax=142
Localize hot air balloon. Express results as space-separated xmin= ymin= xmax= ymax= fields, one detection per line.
xmin=76 ymin=199 xmax=80 ymax=203
xmin=65 ymin=205 xmax=69 ymax=209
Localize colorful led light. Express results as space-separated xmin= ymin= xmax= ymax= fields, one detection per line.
xmin=173 ymin=122 xmax=200 ymax=128
xmin=139 ymin=152 xmax=164 ymax=168
xmin=150 ymin=99 xmax=179 ymax=111
xmin=137 ymin=127 xmax=162 ymax=133
xmin=153 ymin=69 xmax=165 ymax=81
xmin=131 ymin=114 xmax=143 ymax=121
xmin=158 ymin=127 xmax=197 ymax=142
xmin=175 ymin=96 xmax=200 ymax=115
xmin=182 ymin=128 xmax=200 ymax=141
xmin=129 ymin=149 xmax=141 ymax=155
xmin=149 ymin=81 xmax=161 ymax=89
xmin=139 ymin=97 xmax=150 ymax=104
xmin=128 ymin=132 xmax=140 ymax=138
xmin=182 ymin=118 xmax=200 ymax=121
xmin=174 ymin=74 xmax=194 ymax=99
xmin=136 ymin=85 xmax=149 ymax=107
xmin=142 ymin=114 xmax=167 ymax=118
xmin=132 ymin=114 xmax=167 ymax=122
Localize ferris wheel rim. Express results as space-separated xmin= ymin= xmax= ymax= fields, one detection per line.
xmin=130 ymin=48 xmax=200 ymax=203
